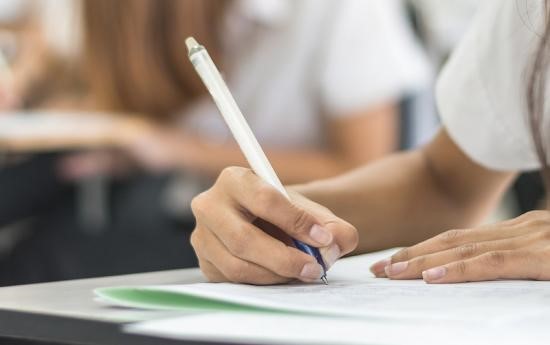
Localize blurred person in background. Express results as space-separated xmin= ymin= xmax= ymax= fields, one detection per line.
xmin=408 ymin=0 xmax=479 ymax=64
xmin=0 ymin=0 xmax=84 ymax=110
xmin=0 ymin=0 xmax=430 ymax=285
xmin=409 ymin=0 xmax=543 ymax=218
xmin=72 ymin=0 xmax=430 ymax=183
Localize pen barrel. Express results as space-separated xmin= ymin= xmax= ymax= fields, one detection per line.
xmin=189 ymin=49 xmax=289 ymax=199
xmin=293 ymin=239 xmax=328 ymax=273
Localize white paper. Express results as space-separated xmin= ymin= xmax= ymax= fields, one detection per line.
xmin=114 ymin=249 xmax=550 ymax=322
xmin=111 ymin=249 xmax=550 ymax=344
xmin=125 ymin=312 xmax=549 ymax=345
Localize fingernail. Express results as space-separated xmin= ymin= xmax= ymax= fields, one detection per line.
xmin=370 ymin=258 xmax=391 ymax=275
xmin=309 ymin=225 xmax=332 ymax=245
xmin=385 ymin=261 xmax=408 ymax=276
xmin=300 ymin=263 xmax=323 ymax=280
xmin=423 ymin=266 xmax=447 ymax=282
xmin=324 ymin=244 xmax=341 ymax=268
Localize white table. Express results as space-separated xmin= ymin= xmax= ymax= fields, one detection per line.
xmin=0 ymin=268 xmax=214 ymax=345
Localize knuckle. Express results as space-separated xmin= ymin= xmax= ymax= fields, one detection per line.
xmin=255 ymin=185 xmax=280 ymax=208
xmin=189 ymin=230 xmax=200 ymax=250
xmin=524 ymin=218 xmax=550 ymax=229
xmin=190 ymin=192 xmax=209 ymax=216
xmin=484 ymin=251 xmax=506 ymax=267
xmin=224 ymin=261 xmax=254 ymax=283
xmin=532 ymin=250 xmax=547 ymax=280
xmin=440 ymin=229 xmax=466 ymax=245
xmin=202 ymin=270 xmax=218 ymax=282
xmin=290 ymin=206 xmax=313 ymax=234
xmin=521 ymin=211 xmax=550 ymax=226
xmin=393 ymin=248 xmax=410 ymax=262
xmin=524 ymin=210 xmax=549 ymax=220
xmin=455 ymin=260 xmax=468 ymax=276
xmin=345 ymin=224 xmax=360 ymax=253
xmin=219 ymin=166 xmax=243 ymax=182
xmin=226 ymin=227 xmax=250 ymax=257
xmin=411 ymin=255 xmax=427 ymax=270
xmin=279 ymin=254 xmax=307 ymax=277
xmin=455 ymin=243 xmax=477 ymax=259
xmin=538 ymin=230 xmax=550 ymax=241
xmin=197 ymin=259 xmax=214 ymax=278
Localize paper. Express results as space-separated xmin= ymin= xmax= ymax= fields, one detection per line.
xmin=96 ymin=249 xmax=550 ymax=322
xmin=125 ymin=312 xmax=549 ymax=345
xmin=98 ymin=249 xmax=550 ymax=344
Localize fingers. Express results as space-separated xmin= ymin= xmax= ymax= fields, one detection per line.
xmin=320 ymin=219 xmax=358 ymax=258
xmin=191 ymin=167 xmax=358 ymax=284
xmin=384 ymin=238 xmax=522 ymax=279
xmin=58 ymin=151 xmax=130 ymax=180
xmin=191 ymin=196 xmax=324 ymax=283
xmin=388 ymin=213 xmax=550 ymax=265
xmin=422 ymin=250 xmax=542 ymax=284
xmin=191 ymin=226 xmax=293 ymax=285
xmin=218 ymin=167 xmax=334 ymax=248
xmin=370 ymin=213 xmax=550 ymax=278
xmin=389 ymin=227 xmax=505 ymax=265
xmin=197 ymin=258 xmax=227 ymax=283
xmin=0 ymin=78 xmax=20 ymax=110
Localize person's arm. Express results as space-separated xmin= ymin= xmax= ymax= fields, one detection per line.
xmin=189 ymin=128 xmax=515 ymax=285
xmin=128 ymin=102 xmax=398 ymax=184
xmin=295 ymin=129 xmax=515 ymax=254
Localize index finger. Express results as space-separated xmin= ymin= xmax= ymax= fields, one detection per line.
xmin=390 ymin=222 xmax=526 ymax=264
xmin=219 ymin=167 xmax=334 ymax=248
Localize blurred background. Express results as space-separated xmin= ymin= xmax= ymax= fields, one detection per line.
xmin=0 ymin=0 xmax=540 ymax=286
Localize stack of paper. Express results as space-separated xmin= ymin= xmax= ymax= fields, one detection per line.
xmin=96 ymin=249 xmax=550 ymax=344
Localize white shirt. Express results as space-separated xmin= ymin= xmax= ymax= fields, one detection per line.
xmin=182 ymin=0 xmax=431 ymax=150
xmin=0 ymin=0 xmax=29 ymax=23
xmin=36 ymin=0 xmax=82 ymax=59
xmin=410 ymin=0 xmax=480 ymax=61
xmin=437 ymin=0 xmax=546 ymax=172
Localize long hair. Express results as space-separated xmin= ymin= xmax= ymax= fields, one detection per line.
xmin=82 ymin=0 xmax=229 ymax=120
xmin=527 ymin=0 xmax=550 ymax=199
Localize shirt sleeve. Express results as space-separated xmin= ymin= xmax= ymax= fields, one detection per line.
xmin=318 ymin=0 xmax=432 ymax=116
xmin=436 ymin=0 xmax=544 ymax=172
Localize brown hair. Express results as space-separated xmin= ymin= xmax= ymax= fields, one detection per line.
xmin=527 ymin=1 xmax=550 ymax=198
xmin=82 ymin=0 xmax=229 ymax=120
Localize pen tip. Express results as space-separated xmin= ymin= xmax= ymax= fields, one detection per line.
xmin=321 ymin=276 xmax=328 ymax=285
xmin=185 ymin=37 xmax=200 ymax=53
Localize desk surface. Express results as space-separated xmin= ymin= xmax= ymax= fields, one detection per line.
xmin=0 ymin=269 xmax=213 ymax=345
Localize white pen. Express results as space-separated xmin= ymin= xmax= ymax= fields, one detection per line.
xmin=185 ymin=37 xmax=328 ymax=284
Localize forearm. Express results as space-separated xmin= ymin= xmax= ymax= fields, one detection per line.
xmin=294 ymin=145 xmax=514 ymax=254
xmin=186 ymin=142 xmax=376 ymax=184
xmin=182 ymin=103 xmax=397 ymax=183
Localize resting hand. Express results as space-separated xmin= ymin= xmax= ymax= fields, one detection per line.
xmin=0 ymin=75 xmax=20 ymax=110
xmin=370 ymin=211 xmax=550 ymax=283
xmin=191 ymin=166 xmax=359 ymax=285
xmin=57 ymin=150 xmax=133 ymax=180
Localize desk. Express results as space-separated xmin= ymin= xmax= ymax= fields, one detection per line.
xmin=0 ymin=269 xmax=217 ymax=345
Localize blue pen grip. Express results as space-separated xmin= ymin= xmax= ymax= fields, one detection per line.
xmin=292 ymin=239 xmax=327 ymax=273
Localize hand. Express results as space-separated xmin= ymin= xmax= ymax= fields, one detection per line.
xmin=124 ymin=128 xmax=202 ymax=173
xmin=0 ymin=74 xmax=21 ymax=110
xmin=57 ymin=150 xmax=133 ymax=181
xmin=370 ymin=211 xmax=550 ymax=283
xmin=190 ymin=166 xmax=359 ymax=285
